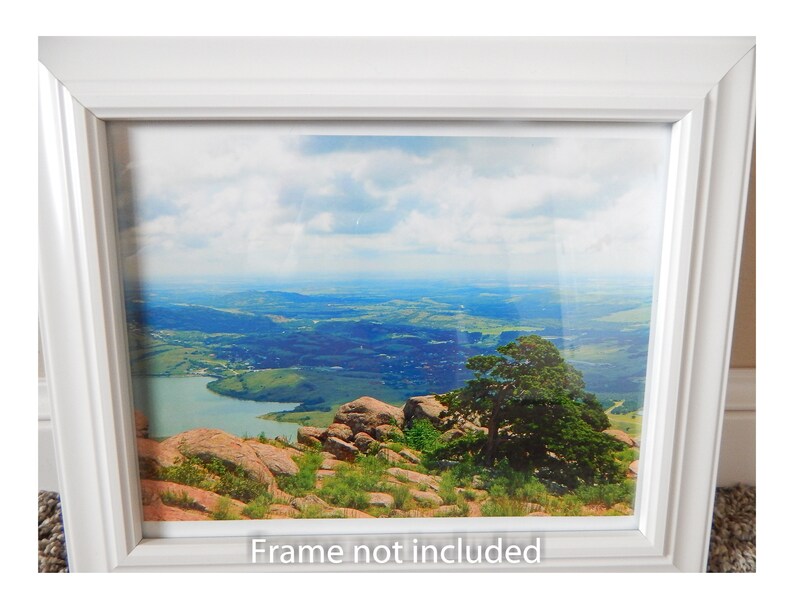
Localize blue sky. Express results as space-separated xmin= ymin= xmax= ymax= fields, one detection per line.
xmin=109 ymin=124 xmax=671 ymax=282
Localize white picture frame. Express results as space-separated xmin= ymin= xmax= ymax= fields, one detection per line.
xmin=38 ymin=36 xmax=755 ymax=572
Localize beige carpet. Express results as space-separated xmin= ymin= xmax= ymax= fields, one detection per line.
xmin=39 ymin=486 xmax=755 ymax=572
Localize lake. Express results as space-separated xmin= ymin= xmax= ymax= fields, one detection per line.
xmin=131 ymin=376 xmax=300 ymax=441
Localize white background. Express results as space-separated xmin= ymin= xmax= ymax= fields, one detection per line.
xmin=7 ymin=0 xmax=780 ymax=607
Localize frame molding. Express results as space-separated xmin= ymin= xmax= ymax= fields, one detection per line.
xmin=38 ymin=37 xmax=755 ymax=572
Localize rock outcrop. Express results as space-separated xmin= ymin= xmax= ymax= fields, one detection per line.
xmin=136 ymin=437 xmax=185 ymax=479
xmin=353 ymin=431 xmax=378 ymax=453
xmin=373 ymin=424 xmax=404 ymax=441
xmin=323 ymin=436 xmax=359 ymax=461
xmin=368 ymin=492 xmax=395 ymax=508
xmin=247 ymin=441 xmax=300 ymax=477
xmin=159 ymin=428 xmax=275 ymax=486
xmin=604 ymin=429 xmax=638 ymax=447
xmin=135 ymin=388 xmax=636 ymax=522
xmin=410 ymin=490 xmax=443 ymax=507
xmin=403 ymin=395 xmax=447 ymax=428
xmin=326 ymin=422 xmax=355 ymax=442
xmin=134 ymin=410 xmax=149 ymax=438
xmin=386 ymin=467 xmax=441 ymax=491
xmin=140 ymin=479 xmax=246 ymax=521
xmin=333 ymin=396 xmax=405 ymax=436
xmin=297 ymin=426 xmax=324 ymax=447
xmin=440 ymin=428 xmax=465 ymax=443
xmin=376 ymin=448 xmax=404 ymax=464
xmin=291 ymin=494 xmax=332 ymax=511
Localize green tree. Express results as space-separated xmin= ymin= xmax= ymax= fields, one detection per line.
xmin=437 ymin=335 xmax=620 ymax=487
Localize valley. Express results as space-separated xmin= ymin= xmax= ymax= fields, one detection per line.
xmin=126 ymin=278 xmax=651 ymax=431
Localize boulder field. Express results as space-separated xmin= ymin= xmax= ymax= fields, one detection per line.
xmin=135 ymin=394 xmax=636 ymax=521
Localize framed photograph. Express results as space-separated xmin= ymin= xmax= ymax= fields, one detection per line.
xmin=38 ymin=37 xmax=755 ymax=571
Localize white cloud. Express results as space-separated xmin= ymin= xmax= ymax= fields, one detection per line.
xmin=108 ymin=124 xmax=670 ymax=280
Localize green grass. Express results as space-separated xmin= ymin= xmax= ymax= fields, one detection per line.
xmin=595 ymin=305 xmax=652 ymax=324
xmin=329 ymin=301 xmax=517 ymax=333
xmin=210 ymin=460 xmax=270 ymax=503
xmin=127 ymin=329 xmax=241 ymax=377
xmin=386 ymin=484 xmax=413 ymax=510
xmin=158 ymin=453 xmax=269 ymax=503
xmin=159 ymin=490 xmax=203 ymax=512
xmin=561 ymin=342 xmax=624 ymax=363
xmin=213 ymin=369 xmax=303 ymax=395
xmin=481 ymin=497 xmax=531 ymax=517
xmin=242 ymin=494 xmax=273 ymax=519
xmin=435 ymin=502 xmax=469 ymax=517
xmin=158 ymin=456 xmax=214 ymax=490
xmin=296 ymin=505 xmax=328 ymax=519
xmin=318 ymin=456 xmax=389 ymax=510
xmin=278 ymin=451 xmax=324 ymax=496
xmin=209 ymin=367 xmax=408 ymax=427
xmin=438 ymin=471 xmax=459 ymax=505
xmin=615 ymin=447 xmax=640 ymax=476
xmin=544 ymin=494 xmax=584 ymax=516
xmin=574 ymin=481 xmax=635 ymax=507
xmin=405 ymin=419 xmax=443 ymax=454
xmin=607 ymin=411 xmax=643 ymax=438
xmin=211 ymin=496 xmax=237 ymax=520
xmin=262 ymin=409 xmax=337 ymax=428
xmin=158 ymin=433 xmax=636 ymax=519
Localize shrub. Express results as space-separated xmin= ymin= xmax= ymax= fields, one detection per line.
xmin=426 ymin=430 xmax=487 ymax=466
xmin=405 ymin=419 xmax=443 ymax=453
xmin=435 ymin=503 xmax=468 ymax=517
xmin=485 ymin=460 xmax=534 ymax=496
xmin=387 ymin=485 xmax=412 ymax=510
xmin=574 ymin=481 xmax=635 ymax=508
xmin=414 ymin=494 xmax=436 ymax=509
xmin=355 ymin=456 xmax=388 ymax=490
xmin=479 ymin=460 xmax=550 ymax=502
xmin=615 ymin=447 xmax=639 ymax=473
xmin=242 ymin=494 xmax=273 ymax=519
xmin=318 ymin=457 xmax=387 ymax=510
xmin=159 ymin=490 xmax=203 ymax=512
xmin=446 ymin=454 xmax=479 ymax=486
xmin=279 ymin=451 xmax=324 ymax=496
xmin=438 ymin=471 xmax=459 ymax=505
xmin=456 ymin=500 xmax=470 ymax=516
xmin=215 ymin=466 xmax=270 ymax=502
xmin=545 ymin=494 xmax=583 ymax=516
xmin=318 ymin=477 xmax=371 ymax=510
xmin=481 ymin=497 xmax=529 ymax=517
xmin=517 ymin=478 xmax=549 ymax=505
xmin=158 ymin=456 xmax=213 ymax=489
xmin=297 ymin=504 xmax=327 ymax=519
xmin=161 ymin=452 xmax=275 ymax=503
xmin=211 ymin=496 xmax=237 ymax=520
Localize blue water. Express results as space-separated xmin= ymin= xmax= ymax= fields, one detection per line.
xmin=131 ymin=376 xmax=299 ymax=441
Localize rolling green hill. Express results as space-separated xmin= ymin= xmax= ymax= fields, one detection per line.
xmin=207 ymin=367 xmax=409 ymax=423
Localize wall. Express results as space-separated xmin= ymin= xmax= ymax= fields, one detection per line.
xmin=717 ymin=145 xmax=756 ymax=486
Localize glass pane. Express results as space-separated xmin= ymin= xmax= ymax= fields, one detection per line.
xmin=108 ymin=122 xmax=670 ymax=523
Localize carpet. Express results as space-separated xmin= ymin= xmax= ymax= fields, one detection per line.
xmin=38 ymin=485 xmax=755 ymax=572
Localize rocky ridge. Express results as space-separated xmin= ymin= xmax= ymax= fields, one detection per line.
xmin=136 ymin=394 xmax=637 ymax=521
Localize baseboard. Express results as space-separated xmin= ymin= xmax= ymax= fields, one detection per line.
xmin=36 ymin=369 xmax=757 ymax=491
xmin=38 ymin=379 xmax=60 ymax=492
xmin=716 ymin=368 xmax=756 ymax=487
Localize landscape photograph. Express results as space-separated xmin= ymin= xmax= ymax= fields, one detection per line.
xmin=109 ymin=123 xmax=670 ymax=521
